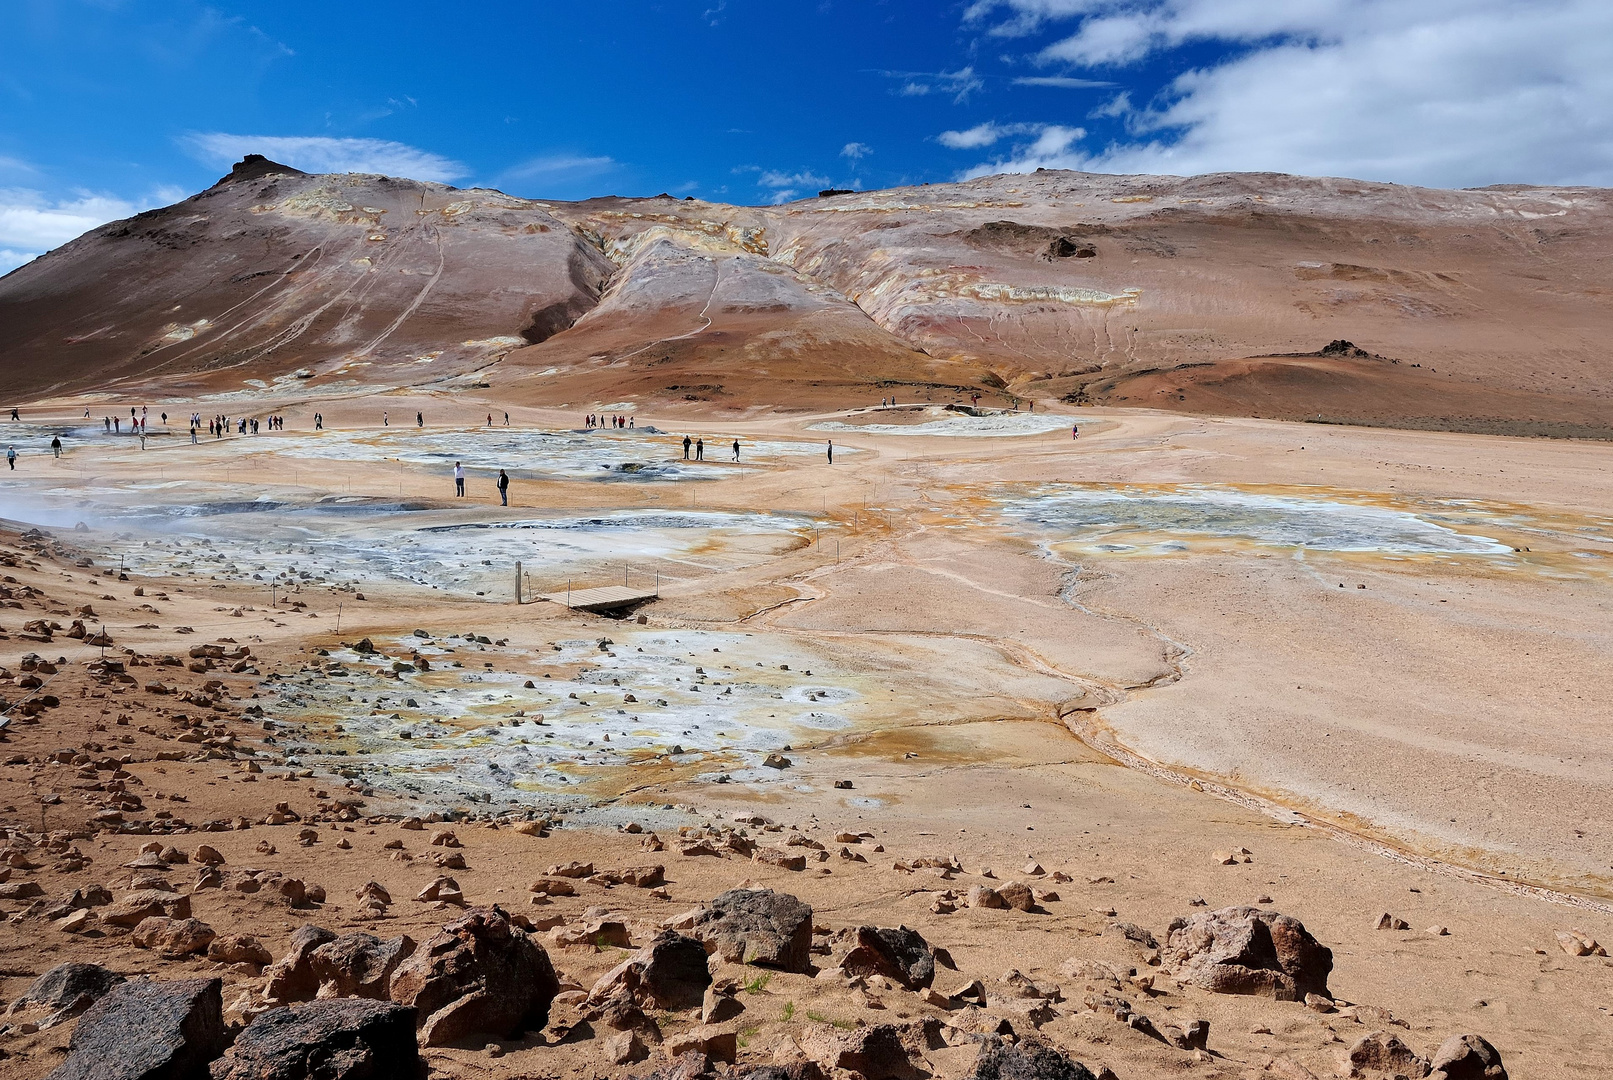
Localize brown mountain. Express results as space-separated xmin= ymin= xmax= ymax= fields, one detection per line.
xmin=4 ymin=159 xmax=1612 ymax=435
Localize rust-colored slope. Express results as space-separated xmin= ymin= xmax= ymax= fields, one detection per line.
xmin=0 ymin=156 xmax=613 ymax=399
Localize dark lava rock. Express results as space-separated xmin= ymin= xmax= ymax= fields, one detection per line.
xmin=309 ymin=933 xmax=415 ymax=999
xmin=47 ymin=977 xmax=225 ymax=1080
xmin=1163 ymin=906 xmax=1333 ymax=1001
xmin=840 ymin=926 xmax=935 ymax=990
xmin=1430 ymin=1033 xmax=1507 ymax=1079
xmin=591 ymin=930 xmax=712 ymax=1011
xmin=388 ymin=906 xmax=558 ymax=1047
xmin=687 ymin=888 xmax=814 ymax=973
xmin=8 ymin=963 xmax=126 ymax=1020
xmin=209 ymin=998 xmax=424 ymax=1079
xmin=264 ymin=924 xmax=337 ymax=1004
xmin=971 ymin=1037 xmax=1098 ymax=1080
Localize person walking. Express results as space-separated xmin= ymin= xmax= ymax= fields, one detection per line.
xmin=417 ymin=411 xmax=423 ymax=428
xmin=497 ymin=469 xmax=509 ymax=506
xmin=51 ymin=436 xmax=61 ymax=458
xmin=1071 ymin=424 xmax=1079 ymax=440
xmin=454 ymin=462 xmax=466 ymax=497
xmin=732 ymin=439 xmax=740 ymax=462
xmin=827 ymin=440 xmax=833 ymax=464
xmin=191 ymin=423 xmax=199 ymax=445
xmin=695 ymin=438 xmax=704 ymax=461
xmin=503 ymin=412 xmax=509 ymax=426
xmin=9 ymin=408 xmax=17 ymax=421
xmin=683 ymin=436 xmax=692 ymax=460
xmin=5 ymin=446 xmax=14 ymax=469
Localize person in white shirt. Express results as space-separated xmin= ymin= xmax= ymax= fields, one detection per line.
xmin=454 ymin=462 xmax=465 ymax=497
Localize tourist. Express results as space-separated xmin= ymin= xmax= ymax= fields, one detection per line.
xmin=383 ymin=411 xmax=389 ymax=427
xmin=417 ymin=411 xmax=423 ymax=428
xmin=498 ymin=470 xmax=510 ymax=506
xmin=1072 ymin=424 xmax=1079 ymax=439
xmin=503 ymin=412 xmax=509 ymax=426
xmin=683 ymin=435 xmax=692 ymax=459
xmin=51 ymin=436 xmax=61 ymax=458
xmin=696 ymin=437 xmax=704 ymax=461
xmin=454 ymin=462 xmax=465 ymax=497
xmin=9 ymin=408 xmax=17 ymax=421
xmin=732 ymin=439 xmax=740 ymax=461
xmin=827 ymin=440 xmax=833 ymax=464
xmin=315 ymin=413 xmax=323 ymax=430
xmin=5 ymin=446 xmax=14 ymax=469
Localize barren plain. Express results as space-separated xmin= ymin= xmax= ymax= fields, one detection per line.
xmin=0 ymin=162 xmax=1606 ymax=1079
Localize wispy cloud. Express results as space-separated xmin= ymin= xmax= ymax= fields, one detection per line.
xmin=768 ymin=189 xmax=800 ymax=204
xmin=937 ymin=121 xmax=1047 ymax=149
xmin=758 ymin=169 xmax=830 ymax=189
xmin=182 ymin=134 xmax=468 ymax=182
xmin=500 ymin=155 xmax=616 ymax=181
xmin=879 ymin=66 xmax=985 ymax=103
xmin=1013 ymin=75 xmax=1114 ymax=88
xmin=841 ymin=142 xmax=873 ymax=160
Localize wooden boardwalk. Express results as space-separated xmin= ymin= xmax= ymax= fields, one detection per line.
xmin=537 ymin=585 xmax=659 ymax=613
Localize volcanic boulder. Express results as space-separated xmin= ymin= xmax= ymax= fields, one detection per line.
xmin=264 ymin=924 xmax=338 ymax=1004
xmin=839 ymin=926 xmax=936 ymax=990
xmin=1163 ymin=906 xmax=1332 ymax=1001
xmin=686 ymin=888 xmax=813 ymax=973
xmin=309 ymin=933 xmax=416 ymax=999
xmin=6 ymin=963 xmax=125 ymax=1025
xmin=46 ymin=977 xmax=226 ymax=1080
xmin=209 ymin=998 xmax=425 ymax=1080
xmin=388 ymin=906 xmax=559 ymax=1046
xmin=1429 ymin=1034 xmax=1508 ymax=1080
xmin=591 ymin=930 xmax=712 ymax=1011
xmin=970 ymin=1036 xmax=1099 ymax=1079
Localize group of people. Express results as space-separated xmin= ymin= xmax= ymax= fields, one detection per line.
xmin=453 ymin=461 xmax=513 ymax=505
xmin=681 ymin=435 xmax=743 ymax=462
xmin=586 ymin=413 xmax=633 ymax=430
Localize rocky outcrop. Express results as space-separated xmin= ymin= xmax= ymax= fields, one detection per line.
xmin=388 ymin=906 xmax=559 ymax=1046
xmin=209 ymin=999 xmax=425 ymax=1079
xmin=1347 ymin=1031 xmax=1430 ymax=1078
xmin=839 ymin=926 xmax=936 ymax=989
xmin=686 ymin=888 xmax=813 ymax=973
xmin=590 ymin=930 xmax=712 ymax=1011
xmin=132 ymin=917 xmax=216 ymax=959
xmin=46 ymin=978 xmax=226 ymax=1080
xmin=801 ymin=1020 xmax=941 ymax=1080
xmin=1163 ymin=906 xmax=1332 ymax=1001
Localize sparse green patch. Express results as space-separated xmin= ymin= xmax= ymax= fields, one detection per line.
xmin=743 ymin=972 xmax=773 ymax=994
xmin=781 ymin=1001 xmax=796 ymax=1022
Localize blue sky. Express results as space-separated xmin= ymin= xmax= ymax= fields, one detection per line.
xmin=4 ymin=0 xmax=1612 ymax=273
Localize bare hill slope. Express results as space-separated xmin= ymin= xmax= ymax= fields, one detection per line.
xmin=5 ymin=161 xmax=1612 ymax=434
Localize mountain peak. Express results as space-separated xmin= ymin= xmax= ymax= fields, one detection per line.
xmin=216 ymin=154 xmax=307 ymax=186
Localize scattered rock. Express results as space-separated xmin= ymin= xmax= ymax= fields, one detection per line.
xmin=310 ymin=933 xmax=416 ymax=999
xmin=6 ymin=963 xmax=125 ymax=1024
xmin=590 ymin=930 xmax=712 ymax=1011
xmin=969 ymin=1035 xmax=1098 ymax=1079
xmin=1428 ymin=1033 xmax=1507 ymax=1079
xmin=687 ymin=889 xmax=814 ymax=973
xmin=265 ymin=925 xmax=340 ymax=1004
xmin=701 ymin=985 xmax=745 ymax=1024
xmin=208 ymin=935 xmax=273 ymax=967
xmin=996 ymin=881 xmax=1035 ymax=912
xmin=606 ymin=1028 xmax=651 ymax=1065
xmin=1377 ymin=913 xmax=1412 ymax=932
xmin=47 ymin=977 xmax=226 ymax=1080
xmin=969 ymin=885 xmax=1008 ymax=910
xmin=131 ymin=916 xmax=216 ymax=958
xmin=1347 ymin=1031 xmax=1430 ymax=1078
xmin=102 ymin=889 xmax=192 ymax=927
xmin=839 ymin=926 xmax=935 ymax=989
xmin=664 ymin=1025 xmax=738 ymax=1063
xmin=1554 ymin=929 xmax=1606 ymax=956
xmin=801 ymin=1021 xmax=936 ymax=1080
xmin=212 ymin=998 xmax=425 ymax=1079
xmin=1163 ymin=906 xmax=1333 ymax=1001
xmin=389 ymin=906 xmax=560 ymax=1046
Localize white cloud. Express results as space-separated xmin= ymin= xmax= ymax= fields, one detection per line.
xmin=0 ymin=187 xmax=181 ymax=274
xmin=938 ymin=122 xmax=1047 ymax=149
xmin=758 ymin=169 xmax=830 ymax=189
xmin=841 ymin=142 xmax=873 ymax=160
xmin=183 ymin=133 xmax=467 ymax=182
xmin=961 ymin=125 xmax=1087 ymax=177
xmin=962 ymin=0 xmax=1613 ymax=188
xmin=768 ymin=189 xmax=800 ymax=205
